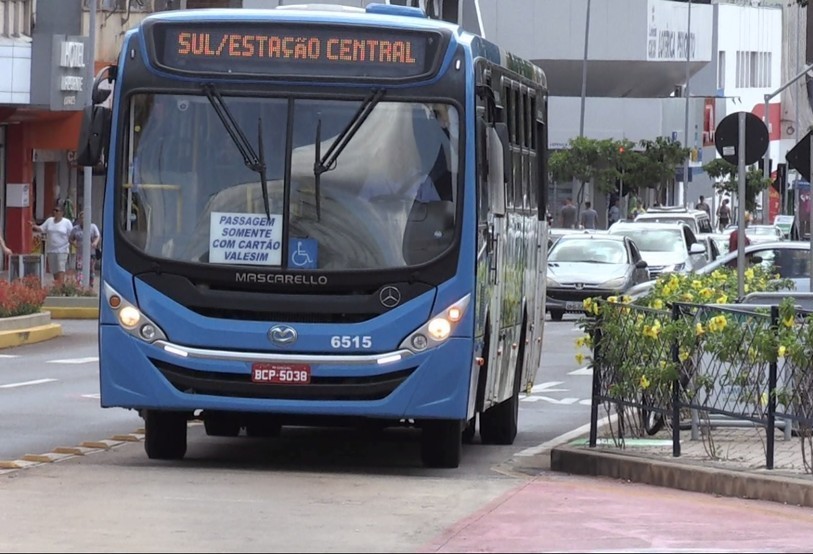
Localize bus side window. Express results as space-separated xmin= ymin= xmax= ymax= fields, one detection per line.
xmin=477 ymin=115 xmax=489 ymax=223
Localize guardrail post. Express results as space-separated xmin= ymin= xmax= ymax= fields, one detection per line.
xmin=589 ymin=326 xmax=602 ymax=448
xmin=672 ymin=303 xmax=681 ymax=458
xmin=766 ymin=305 xmax=778 ymax=470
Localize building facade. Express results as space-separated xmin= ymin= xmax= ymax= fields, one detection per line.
xmin=0 ymin=0 xmax=795 ymax=265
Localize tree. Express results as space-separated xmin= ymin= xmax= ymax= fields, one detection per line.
xmin=549 ymin=137 xmax=621 ymax=217
xmin=637 ymin=137 xmax=690 ymax=203
xmin=702 ymin=158 xmax=771 ymax=213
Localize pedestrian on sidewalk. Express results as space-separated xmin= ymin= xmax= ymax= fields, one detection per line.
xmin=31 ymin=204 xmax=73 ymax=285
xmin=0 ymin=232 xmax=11 ymax=257
xmin=580 ymin=201 xmax=598 ymax=230
xmin=69 ymin=211 xmax=101 ymax=288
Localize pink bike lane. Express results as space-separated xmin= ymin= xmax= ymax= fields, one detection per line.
xmin=421 ymin=472 xmax=813 ymax=553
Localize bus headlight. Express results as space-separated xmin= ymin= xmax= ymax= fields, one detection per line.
xmin=400 ymin=294 xmax=471 ymax=354
xmin=103 ymin=282 xmax=167 ymax=344
xmin=118 ymin=306 xmax=141 ymax=328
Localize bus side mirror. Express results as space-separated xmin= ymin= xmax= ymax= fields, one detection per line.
xmin=76 ymin=105 xmax=112 ymax=167
xmin=487 ymin=126 xmax=506 ymax=218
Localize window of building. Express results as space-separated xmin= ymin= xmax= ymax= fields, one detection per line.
xmin=717 ymin=51 xmax=725 ymax=89
xmin=735 ymin=50 xmax=771 ymax=89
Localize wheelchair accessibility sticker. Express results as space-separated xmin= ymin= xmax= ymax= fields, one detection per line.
xmin=289 ymin=239 xmax=317 ymax=269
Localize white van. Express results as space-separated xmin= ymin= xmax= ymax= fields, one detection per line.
xmin=634 ymin=206 xmax=714 ymax=235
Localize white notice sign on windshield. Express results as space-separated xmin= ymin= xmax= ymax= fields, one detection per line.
xmin=209 ymin=212 xmax=283 ymax=266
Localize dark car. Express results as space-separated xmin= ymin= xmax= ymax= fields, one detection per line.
xmin=546 ymin=233 xmax=650 ymax=321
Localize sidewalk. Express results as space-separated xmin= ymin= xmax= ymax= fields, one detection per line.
xmin=549 ymin=417 xmax=813 ymax=508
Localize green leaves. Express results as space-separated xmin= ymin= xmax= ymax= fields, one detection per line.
xmin=701 ymin=159 xmax=771 ymax=212
xmin=550 ymin=135 xmax=689 ymax=197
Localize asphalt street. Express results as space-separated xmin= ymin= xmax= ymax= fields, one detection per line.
xmin=0 ymin=314 xmax=594 ymax=467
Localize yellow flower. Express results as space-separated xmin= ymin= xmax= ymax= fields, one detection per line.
xmin=575 ymin=336 xmax=589 ymax=348
xmin=681 ymin=292 xmax=694 ymax=302
xmin=778 ymin=345 xmax=787 ymax=358
xmin=583 ymin=298 xmax=594 ymax=310
xmin=575 ymin=353 xmax=585 ymax=365
xmin=716 ymin=295 xmax=728 ymax=304
xmin=783 ymin=316 xmax=794 ymax=328
xmin=642 ymin=319 xmax=662 ymax=339
xmin=607 ymin=296 xmax=618 ymax=303
xmin=695 ymin=322 xmax=705 ymax=336
xmin=744 ymin=268 xmax=755 ymax=280
xmin=708 ymin=315 xmax=728 ymax=333
xmin=691 ymin=280 xmax=702 ymax=290
xmin=700 ymin=288 xmax=713 ymax=299
xmin=621 ymin=295 xmax=632 ymax=304
xmin=679 ymin=349 xmax=690 ymax=362
xmin=640 ymin=375 xmax=651 ymax=390
xmin=650 ymin=298 xmax=664 ymax=310
xmin=760 ymin=392 xmax=769 ymax=407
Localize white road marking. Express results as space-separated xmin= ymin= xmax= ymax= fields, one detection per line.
xmin=521 ymin=396 xmax=580 ymax=405
xmin=0 ymin=378 xmax=58 ymax=389
xmin=515 ymin=413 xmax=619 ymax=457
xmin=47 ymin=357 xmax=99 ymax=364
xmin=568 ymin=366 xmax=592 ymax=376
xmin=0 ymin=354 xmax=20 ymax=359
xmin=529 ymin=381 xmax=569 ymax=393
xmin=81 ymin=393 xmax=101 ymax=399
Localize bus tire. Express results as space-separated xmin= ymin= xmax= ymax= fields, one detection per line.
xmin=203 ymin=412 xmax=241 ymax=437
xmin=420 ymin=419 xmax=463 ymax=468
xmin=144 ymin=410 xmax=188 ymax=460
xmin=550 ymin=310 xmax=564 ymax=321
xmin=479 ymin=324 xmax=526 ymax=445
xmin=462 ymin=416 xmax=476 ymax=444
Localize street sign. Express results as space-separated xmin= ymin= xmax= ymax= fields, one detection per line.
xmin=785 ymin=130 xmax=813 ymax=182
xmin=714 ymin=111 xmax=769 ymax=166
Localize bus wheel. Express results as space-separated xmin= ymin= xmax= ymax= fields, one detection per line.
xmin=203 ymin=412 xmax=241 ymax=437
xmin=479 ymin=327 xmax=525 ymax=445
xmin=420 ymin=419 xmax=463 ymax=468
xmin=144 ymin=410 xmax=188 ymax=460
xmin=245 ymin=415 xmax=282 ymax=438
xmin=462 ymin=416 xmax=476 ymax=444
xmin=550 ymin=310 xmax=564 ymax=321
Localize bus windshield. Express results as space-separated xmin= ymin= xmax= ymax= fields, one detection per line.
xmin=121 ymin=93 xmax=459 ymax=270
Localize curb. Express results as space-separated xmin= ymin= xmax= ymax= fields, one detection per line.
xmin=0 ymin=323 xmax=62 ymax=349
xmin=550 ymin=444 xmax=813 ymax=508
xmin=44 ymin=306 xmax=99 ymax=320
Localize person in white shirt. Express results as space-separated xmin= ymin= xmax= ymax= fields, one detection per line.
xmin=0 ymin=232 xmax=11 ymax=257
xmin=32 ymin=204 xmax=73 ymax=285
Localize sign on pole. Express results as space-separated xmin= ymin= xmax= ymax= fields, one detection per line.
xmin=714 ymin=112 xmax=769 ymax=166
xmin=714 ymin=112 xmax=769 ymax=299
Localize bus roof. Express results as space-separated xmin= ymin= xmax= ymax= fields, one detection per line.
xmin=138 ymin=6 xmax=546 ymax=89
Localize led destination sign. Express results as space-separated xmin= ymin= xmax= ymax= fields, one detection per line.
xmin=150 ymin=23 xmax=443 ymax=80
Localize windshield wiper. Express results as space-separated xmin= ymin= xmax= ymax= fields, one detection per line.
xmin=204 ymin=84 xmax=271 ymax=220
xmin=313 ymin=88 xmax=385 ymax=220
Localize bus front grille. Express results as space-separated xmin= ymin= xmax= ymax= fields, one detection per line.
xmin=150 ymin=359 xmax=415 ymax=401
xmin=190 ymin=308 xmax=377 ymax=324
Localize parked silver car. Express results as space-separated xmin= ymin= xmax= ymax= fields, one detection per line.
xmin=546 ymin=233 xmax=650 ymax=321
xmin=608 ymin=221 xmax=708 ymax=279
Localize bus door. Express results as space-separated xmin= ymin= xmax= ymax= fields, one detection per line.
xmin=484 ymin=118 xmax=510 ymax=408
xmin=528 ymin=108 xmax=548 ymax=387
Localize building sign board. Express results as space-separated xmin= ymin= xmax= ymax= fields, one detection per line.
xmin=49 ymin=35 xmax=89 ymax=111
xmin=646 ymin=0 xmax=712 ymax=62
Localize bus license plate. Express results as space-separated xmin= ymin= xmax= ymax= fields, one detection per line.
xmin=565 ymin=301 xmax=583 ymax=312
xmin=251 ymin=363 xmax=311 ymax=384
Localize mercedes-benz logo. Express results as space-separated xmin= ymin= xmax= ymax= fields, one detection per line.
xmin=268 ymin=325 xmax=297 ymax=345
xmin=379 ymin=286 xmax=401 ymax=308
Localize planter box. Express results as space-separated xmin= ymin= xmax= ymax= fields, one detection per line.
xmin=43 ymin=295 xmax=100 ymax=320
xmin=0 ymin=311 xmax=61 ymax=349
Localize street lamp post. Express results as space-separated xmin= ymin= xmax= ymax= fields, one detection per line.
xmin=81 ymin=0 xmax=97 ymax=289
xmin=681 ymin=0 xmax=692 ymax=208
xmin=575 ymin=0 xmax=592 ymax=221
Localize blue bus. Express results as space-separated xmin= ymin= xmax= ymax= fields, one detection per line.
xmin=77 ymin=3 xmax=549 ymax=468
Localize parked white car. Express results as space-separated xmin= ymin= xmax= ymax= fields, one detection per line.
xmin=608 ymin=221 xmax=708 ymax=279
